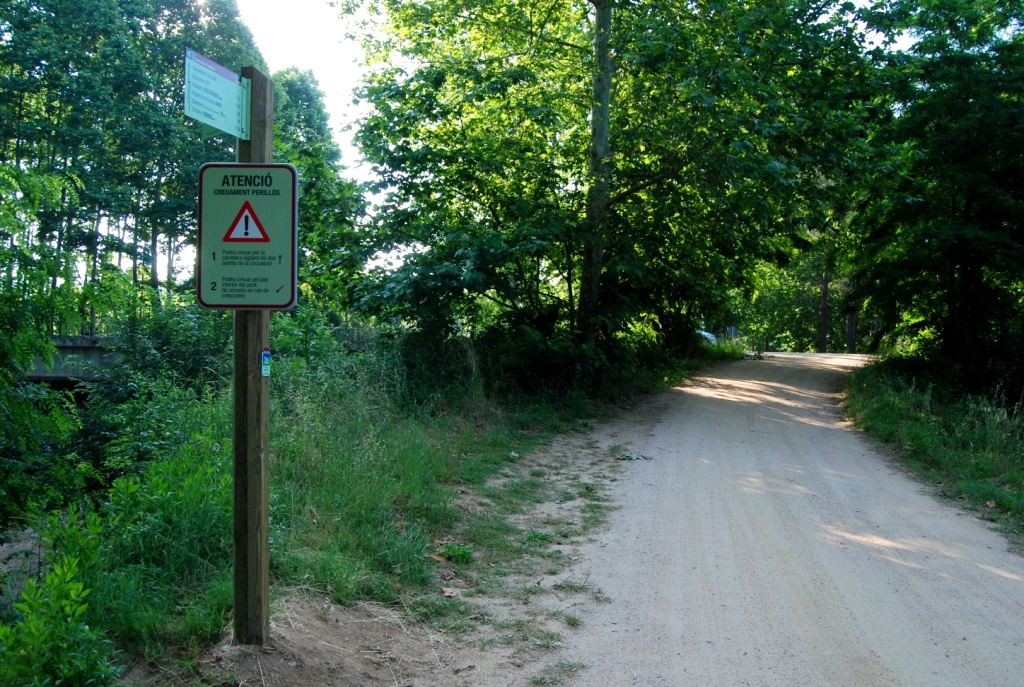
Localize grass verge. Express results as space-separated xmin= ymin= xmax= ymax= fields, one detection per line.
xmin=1 ymin=333 xmax=730 ymax=684
xmin=846 ymin=357 xmax=1024 ymax=541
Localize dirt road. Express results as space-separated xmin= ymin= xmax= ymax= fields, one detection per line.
xmin=554 ymin=353 xmax=1024 ymax=686
xmin=192 ymin=353 xmax=1024 ymax=687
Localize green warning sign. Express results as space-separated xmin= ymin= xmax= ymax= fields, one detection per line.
xmin=198 ymin=163 xmax=297 ymax=309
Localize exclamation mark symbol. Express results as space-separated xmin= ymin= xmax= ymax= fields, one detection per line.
xmin=244 ymin=215 xmax=250 ymax=237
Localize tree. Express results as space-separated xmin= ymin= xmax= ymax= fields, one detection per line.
xmin=579 ymin=0 xmax=612 ymax=347
xmin=273 ymin=68 xmax=367 ymax=310
xmin=355 ymin=0 xmax=590 ymax=347
xmin=603 ymin=0 xmax=875 ymax=346
xmin=0 ymin=164 xmax=82 ymax=524
xmin=354 ymin=0 xmax=876 ymax=379
xmin=0 ymin=0 xmax=265 ymax=331
xmin=854 ymin=0 xmax=1024 ymax=383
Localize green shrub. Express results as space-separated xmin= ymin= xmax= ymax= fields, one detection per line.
xmin=0 ymin=381 xmax=81 ymax=527
xmin=441 ymin=543 xmax=474 ymax=565
xmin=270 ymin=306 xmax=347 ymax=361
xmin=30 ymin=392 xmax=236 ymax=655
xmin=0 ymin=555 xmax=119 ymax=687
xmin=107 ymin=298 xmax=232 ymax=390
xmin=86 ymin=404 xmax=233 ymax=651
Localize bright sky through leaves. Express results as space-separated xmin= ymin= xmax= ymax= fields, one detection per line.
xmin=234 ymin=0 xmax=367 ymax=172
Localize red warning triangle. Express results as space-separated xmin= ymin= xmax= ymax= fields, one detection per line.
xmin=223 ymin=201 xmax=270 ymax=242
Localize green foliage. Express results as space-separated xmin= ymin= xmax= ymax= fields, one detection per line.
xmin=80 ymin=392 xmax=232 ymax=653
xmin=0 ymin=0 xmax=279 ymax=525
xmin=270 ymin=306 xmax=347 ymax=362
xmin=105 ymin=297 xmax=234 ymax=389
xmin=847 ymin=357 xmax=1024 ymax=527
xmin=0 ymin=163 xmax=86 ymax=525
xmin=738 ymin=257 xmax=856 ymax=353
xmin=60 ymin=299 xmax=233 ymax=493
xmin=441 ymin=542 xmax=474 ymax=565
xmin=852 ymin=0 xmax=1024 ymax=385
xmin=0 ymin=0 xmax=265 ymax=315
xmin=71 ymin=373 xmax=228 ymax=496
xmin=6 ymin=389 xmax=233 ymax=657
xmin=0 ymin=164 xmax=76 ymax=373
xmin=702 ymin=337 xmax=748 ymax=363
xmin=0 ymin=555 xmax=119 ymax=687
xmin=273 ymin=68 xmax=368 ymax=309
xmin=267 ymin=333 xmax=583 ymax=605
xmin=2 ymin=312 xmax=610 ymax=670
xmin=0 ymin=382 xmax=81 ymax=526
xmin=104 ymin=466 xmax=232 ymax=590
xmin=1 ymin=298 xmax=237 ymax=529
xmin=354 ymin=0 xmax=876 ymax=386
xmin=38 ymin=506 xmax=103 ymax=575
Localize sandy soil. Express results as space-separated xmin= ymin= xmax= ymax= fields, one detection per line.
xmin=128 ymin=353 xmax=1024 ymax=686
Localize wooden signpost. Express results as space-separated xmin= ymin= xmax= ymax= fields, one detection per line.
xmin=231 ymin=65 xmax=271 ymax=646
xmin=190 ymin=54 xmax=297 ymax=645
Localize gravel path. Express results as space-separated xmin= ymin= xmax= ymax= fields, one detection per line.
xmin=556 ymin=353 xmax=1024 ymax=686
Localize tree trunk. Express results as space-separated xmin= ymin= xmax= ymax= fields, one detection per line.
xmin=88 ymin=211 xmax=101 ymax=335
xmin=48 ymin=183 xmax=69 ymax=335
xmin=150 ymin=176 xmax=163 ymax=291
xmin=166 ymin=233 xmax=175 ymax=291
xmin=817 ymin=265 xmax=830 ymax=353
xmin=846 ymin=310 xmax=857 ymax=353
xmin=565 ymin=241 xmax=576 ymax=331
xmin=132 ymin=199 xmax=141 ymax=287
xmin=579 ymin=0 xmax=612 ymax=346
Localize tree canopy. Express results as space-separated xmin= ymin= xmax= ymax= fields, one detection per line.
xmin=350 ymin=0 xmax=877 ymax=379
xmin=2 ymin=0 xmax=1023 ymax=393
xmin=851 ymin=0 xmax=1024 ymax=387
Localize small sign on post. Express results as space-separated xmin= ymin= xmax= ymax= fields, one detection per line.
xmin=184 ymin=48 xmax=251 ymax=140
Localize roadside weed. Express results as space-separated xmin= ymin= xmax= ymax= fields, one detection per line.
xmin=529 ymin=660 xmax=586 ymax=685
xmin=847 ymin=358 xmax=1024 ymax=540
xmin=441 ymin=542 xmax=475 ymax=565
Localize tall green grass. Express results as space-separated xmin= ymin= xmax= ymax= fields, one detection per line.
xmin=847 ymin=359 xmax=1024 ymax=526
xmin=3 ymin=338 xmax=561 ymax=670
xmin=4 ymin=324 xmax=722 ymax=677
xmin=77 ymin=390 xmax=235 ymax=657
xmin=269 ymin=352 xmax=460 ymax=599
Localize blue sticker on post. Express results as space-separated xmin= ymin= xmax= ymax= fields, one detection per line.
xmin=261 ymin=347 xmax=271 ymax=377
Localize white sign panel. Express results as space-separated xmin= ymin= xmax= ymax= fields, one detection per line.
xmin=184 ymin=48 xmax=250 ymax=139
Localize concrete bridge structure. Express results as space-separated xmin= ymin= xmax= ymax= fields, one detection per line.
xmin=27 ymin=336 xmax=120 ymax=383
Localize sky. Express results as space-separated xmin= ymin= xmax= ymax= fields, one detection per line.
xmin=234 ymin=0 xmax=370 ymax=175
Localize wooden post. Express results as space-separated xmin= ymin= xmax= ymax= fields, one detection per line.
xmin=233 ymin=66 xmax=273 ymax=645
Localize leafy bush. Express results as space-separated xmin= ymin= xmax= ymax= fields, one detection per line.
xmin=270 ymin=306 xmax=348 ymax=361
xmin=0 ymin=382 xmax=81 ymax=528
xmin=73 ymin=376 xmax=212 ymax=486
xmin=83 ymin=396 xmax=233 ymax=652
xmin=20 ymin=391 xmax=234 ymax=657
xmin=108 ymin=297 xmax=232 ymax=390
xmin=0 ymin=554 xmax=118 ymax=687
